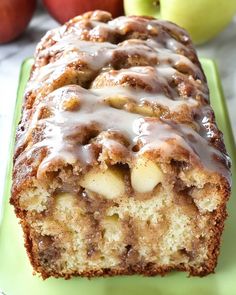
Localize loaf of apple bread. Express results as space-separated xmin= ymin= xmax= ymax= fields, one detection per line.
xmin=11 ymin=10 xmax=231 ymax=279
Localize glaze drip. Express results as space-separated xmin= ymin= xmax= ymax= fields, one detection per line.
xmin=15 ymin=10 xmax=230 ymax=183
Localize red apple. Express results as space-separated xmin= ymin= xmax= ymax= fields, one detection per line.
xmin=0 ymin=0 xmax=37 ymax=44
xmin=43 ymin=0 xmax=124 ymax=24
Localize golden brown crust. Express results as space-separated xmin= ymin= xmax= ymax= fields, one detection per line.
xmin=11 ymin=10 xmax=231 ymax=279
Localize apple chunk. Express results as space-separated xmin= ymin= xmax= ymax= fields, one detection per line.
xmin=79 ymin=167 xmax=125 ymax=199
xmin=131 ymin=157 xmax=163 ymax=193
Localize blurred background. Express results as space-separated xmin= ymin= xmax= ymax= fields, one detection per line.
xmin=0 ymin=0 xmax=236 ymax=200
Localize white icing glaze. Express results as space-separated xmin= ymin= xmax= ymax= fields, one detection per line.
xmin=16 ymin=84 xmax=230 ymax=181
xmin=93 ymin=86 xmax=198 ymax=111
xmin=15 ymin=13 xmax=230 ymax=183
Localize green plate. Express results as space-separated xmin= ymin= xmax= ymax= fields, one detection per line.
xmin=0 ymin=58 xmax=235 ymax=295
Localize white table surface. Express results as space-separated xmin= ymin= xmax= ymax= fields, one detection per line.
xmin=0 ymin=7 xmax=236 ymax=208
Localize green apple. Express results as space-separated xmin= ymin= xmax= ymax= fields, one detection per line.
xmin=124 ymin=0 xmax=236 ymax=44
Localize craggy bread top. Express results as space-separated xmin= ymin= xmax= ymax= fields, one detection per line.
xmin=12 ymin=10 xmax=231 ymax=198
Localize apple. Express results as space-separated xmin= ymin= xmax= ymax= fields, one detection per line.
xmin=0 ymin=0 xmax=36 ymax=44
xmin=124 ymin=0 xmax=236 ymax=44
xmin=43 ymin=0 xmax=124 ymax=24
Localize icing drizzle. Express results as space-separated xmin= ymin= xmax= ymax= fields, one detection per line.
xmin=15 ymin=11 xmax=230 ymax=183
